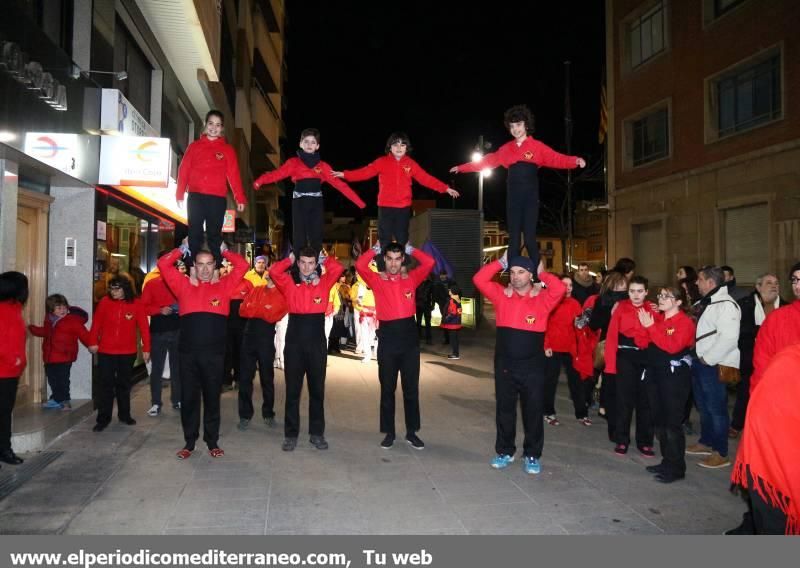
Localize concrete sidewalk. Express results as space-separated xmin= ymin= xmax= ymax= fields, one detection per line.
xmin=0 ymin=321 xmax=745 ymax=535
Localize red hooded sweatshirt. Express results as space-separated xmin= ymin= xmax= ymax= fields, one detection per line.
xmin=0 ymin=301 xmax=26 ymax=378
xmin=254 ymin=157 xmax=366 ymax=209
xmin=750 ymin=301 xmax=800 ymax=394
xmin=603 ymin=299 xmax=655 ymax=374
xmin=456 ymin=136 xmax=580 ymax=173
xmin=544 ymin=296 xmax=582 ymax=356
xmin=90 ymin=297 xmax=151 ymax=355
xmin=355 ymin=249 xmax=435 ymax=322
xmin=732 ymin=343 xmax=800 ymax=534
xmin=343 ymin=155 xmax=448 ymax=208
xmin=29 ymin=307 xmax=92 ymax=364
xmin=175 ymin=134 xmax=247 ymax=205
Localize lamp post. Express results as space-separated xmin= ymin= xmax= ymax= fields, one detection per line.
xmin=472 ymin=135 xmax=492 ymax=214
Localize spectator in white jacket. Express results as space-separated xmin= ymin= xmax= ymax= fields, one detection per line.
xmin=686 ymin=265 xmax=741 ymax=470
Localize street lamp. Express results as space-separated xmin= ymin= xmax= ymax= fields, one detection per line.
xmin=472 ymin=136 xmax=493 ymax=213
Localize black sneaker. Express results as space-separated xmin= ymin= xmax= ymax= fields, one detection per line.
xmin=447 ymin=354 xmax=460 ymax=360
xmin=119 ymin=417 xmax=137 ymax=426
xmin=405 ymin=433 xmax=425 ymax=450
xmin=654 ymin=472 xmax=685 ymax=484
xmin=237 ymin=418 xmax=250 ymax=431
xmin=263 ymin=416 xmax=276 ymax=427
xmin=646 ymin=463 xmax=668 ymax=474
xmin=309 ymin=435 xmax=329 ymax=450
xmin=281 ymin=437 xmax=297 ymax=451
xmin=380 ymin=434 xmax=395 ymax=449
xmin=93 ymin=422 xmax=108 ymax=432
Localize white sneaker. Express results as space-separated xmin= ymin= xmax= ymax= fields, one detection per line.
xmin=147 ymin=404 xmax=161 ymax=417
xmin=361 ymin=357 xmax=370 ymax=364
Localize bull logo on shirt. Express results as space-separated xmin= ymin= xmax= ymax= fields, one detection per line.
xmin=666 ymin=327 xmax=675 ymax=336
xmin=264 ymin=304 xmax=272 ymax=310
xmin=313 ymin=166 xmax=322 ymax=174
xmin=523 ymin=151 xmax=533 ymax=160
xmin=124 ymin=313 xmax=134 ymax=320
xmin=313 ymin=296 xmax=322 ymax=304
xmin=402 ymin=165 xmax=412 ymax=175
xmin=525 ymin=315 xmax=536 ymax=325
xmin=210 ymin=298 xmax=221 ymax=307
xmin=215 ymin=152 xmax=224 ymax=161
xmin=404 ymin=290 xmax=413 ymax=299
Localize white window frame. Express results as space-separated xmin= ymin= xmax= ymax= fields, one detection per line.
xmin=620 ymin=1 xmax=670 ymax=74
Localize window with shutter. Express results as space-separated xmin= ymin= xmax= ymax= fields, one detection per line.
xmin=722 ymin=203 xmax=769 ymax=284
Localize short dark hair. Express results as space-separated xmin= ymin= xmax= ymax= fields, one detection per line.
xmin=385 ymin=132 xmax=412 ymax=154
xmin=503 ymin=105 xmax=535 ymax=133
xmin=721 ymin=265 xmax=734 ymax=275
xmin=698 ymin=265 xmax=725 ymax=287
xmin=612 ymin=257 xmax=636 ymax=275
xmin=449 ymin=284 xmax=461 ymax=296
xmin=46 ymin=293 xmax=69 ymax=313
xmin=205 ymin=109 xmax=224 ymax=124
xmin=629 ymin=275 xmax=649 ymax=290
xmin=383 ymin=242 xmax=404 ymax=256
xmin=297 ymin=246 xmax=318 ymax=260
xmin=300 ymin=128 xmax=320 ymax=143
xmin=0 ymin=271 xmax=29 ymax=304
xmin=789 ymin=262 xmax=800 ymax=279
xmin=577 ymin=262 xmax=590 ymax=269
xmin=678 ymin=265 xmax=697 ymax=282
xmin=108 ymin=276 xmax=135 ymax=302
xmin=194 ymin=249 xmax=215 ymax=263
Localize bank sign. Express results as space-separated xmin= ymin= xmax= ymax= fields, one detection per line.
xmin=23 ymin=133 xmax=79 ymax=175
xmin=99 ymin=135 xmax=170 ymax=187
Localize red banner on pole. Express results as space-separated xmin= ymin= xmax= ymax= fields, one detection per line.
xmin=222 ymin=209 xmax=236 ymax=233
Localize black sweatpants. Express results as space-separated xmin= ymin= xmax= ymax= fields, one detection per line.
xmin=377 ymin=318 xmax=421 ymax=436
xmin=223 ymin=300 xmax=245 ymax=386
xmin=378 ymin=206 xmax=411 ymax=249
xmin=506 ymin=183 xmax=540 ymax=266
xmin=416 ymin=307 xmax=432 ymax=342
xmin=545 ymin=352 xmax=591 ymax=419
xmin=646 ymin=362 xmax=691 ymax=476
xmin=179 ymin=348 xmax=225 ymax=449
xmin=0 ymin=378 xmax=19 ymax=453
xmin=149 ymin=329 xmax=180 ymax=407
xmin=601 ymin=372 xmax=618 ymax=442
xmin=494 ymin=354 xmax=546 ymax=458
xmin=292 ymin=197 xmax=324 ymax=256
xmin=96 ymin=353 xmax=136 ymax=425
xmin=238 ymin=320 xmax=277 ymax=420
xmin=615 ymin=350 xmax=654 ymax=448
xmin=45 ymin=362 xmax=72 ymax=403
xmin=283 ymin=314 xmax=327 ymax=439
xmin=187 ymin=193 xmax=226 ymax=267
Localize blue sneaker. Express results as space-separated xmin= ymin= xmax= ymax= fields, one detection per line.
xmin=42 ymin=400 xmax=63 ymax=409
xmin=490 ymin=454 xmax=515 ymax=469
xmin=523 ymin=456 xmax=541 ymax=475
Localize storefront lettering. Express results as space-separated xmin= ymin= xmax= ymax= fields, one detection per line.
xmin=0 ymin=40 xmax=68 ymax=111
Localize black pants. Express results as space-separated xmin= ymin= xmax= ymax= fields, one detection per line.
xmin=96 ymin=353 xmax=136 ymax=425
xmin=179 ymin=348 xmax=225 ymax=449
xmin=416 ymin=308 xmax=432 ymax=342
xmin=506 ymin=183 xmax=540 ymax=266
xmin=378 ymin=206 xmax=411 ymax=249
xmin=45 ymin=362 xmax=72 ymax=403
xmin=600 ymin=372 xmax=617 ymax=441
xmin=615 ymin=350 xmax=654 ymax=447
xmin=377 ymin=319 xmax=421 ymax=436
xmin=448 ymin=329 xmax=460 ymax=356
xmin=149 ymin=329 xmax=180 ymax=407
xmin=0 ymin=378 xmax=19 ymax=452
xmin=646 ymin=362 xmax=691 ymax=476
xmin=751 ymin=484 xmax=789 ymax=535
xmin=284 ymin=314 xmax=327 ymax=438
xmin=494 ymin=354 xmax=546 ymax=458
xmin=545 ymin=352 xmax=591 ymax=419
xmin=238 ymin=321 xmax=276 ymax=420
xmin=292 ymin=197 xmax=324 ymax=256
xmin=224 ymin=301 xmax=245 ymax=385
xmin=187 ymin=193 xmax=226 ymax=267
xmin=730 ymin=361 xmax=753 ymax=432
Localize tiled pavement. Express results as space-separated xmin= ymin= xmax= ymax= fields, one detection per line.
xmin=0 ymin=321 xmax=746 ymax=535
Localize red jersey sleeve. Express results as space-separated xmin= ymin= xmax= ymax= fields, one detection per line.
xmin=320 ymin=257 xmax=344 ymax=291
xmin=319 ymin=162 xmax=366 ymax=208
xmin=472 ymin=260 xmax=505 ymax=304
xmin=268 ymin=257 xmax=294 ymax=295
xmin=89 ymin=298 xmax=107 ymax=346
xmin=140 ymin=278 xmax=162 ymax=316
xmin=531 ymin=139 xmax=580 ymax=170
xmin=409 ymin=159 xmax=449 ymax=193
xmin=157 ymin=249 xmax=191 ymax=301
xmin=409 ymin=249 xmax=435 ymax=288
xmin=647 ymin=313 xmax=695 ymax=354
xmin=135 ymin=299 xmax=151 ymax=352
xmin=604 ymin=307 xmax=622 ymax=375
xmin=343 ymin=159 xmax=381 ymax=182
xmin=355 ymin=250 xmax=381 ymax=290
xmin=254 ymin=159 xmax=295 ymax=188
xmin=225 ymin=146 xmax=247 ymax=205
xmin=175 ymin=143 xmax=195 ymax=201
xmin=456 ymin=148 xmax=504 ymax=173
xmin=28 ymin=321 xmax=47 ymax=337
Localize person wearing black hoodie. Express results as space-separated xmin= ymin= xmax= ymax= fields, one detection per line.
xmin=253 ymin=128 xmax=366 ymax=257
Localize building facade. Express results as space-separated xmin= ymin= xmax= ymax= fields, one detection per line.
xmin=605 ymin=0 xmax=800 ymax=291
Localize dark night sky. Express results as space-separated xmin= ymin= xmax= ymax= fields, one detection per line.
xmin=283 ymin=1 xmax=606 ymax=228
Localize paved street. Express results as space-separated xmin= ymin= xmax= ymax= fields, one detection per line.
xmin=0 ymin=315 xmax=745 ymax=535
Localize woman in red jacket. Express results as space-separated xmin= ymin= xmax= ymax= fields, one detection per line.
xmin=89 ymin=277 xmax=151 ymax=432
xmin=334 ymin=132 xmax=460 ymax=250
xmin=638 ymin=286 xmax=696 ymax=483
xmin=0 ymin=271 xmax=29 ymax=465
xmin=29 ymin=294 xmax=92 ymax=409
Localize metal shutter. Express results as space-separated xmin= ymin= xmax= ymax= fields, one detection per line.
xmin=633 ymin=220 xmax=665 ymax=285
xmin=723 ymin=203 xmax=769 ymax=285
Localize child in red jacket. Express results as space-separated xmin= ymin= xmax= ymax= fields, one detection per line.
xmin=334 ymin=132 xmax=460 ymax=250
xmin=254 ymin=128 xmax=365 ymax=257
xmin=89 ymin=277 xmax=151 ymax=432
xmin=176 ymin=110 xmax=247 ymax=271
xmin=28 ymin=294 xmax=92 ymax=410
xmin=441 ymin=285 xmax=463 ymax=360
xmin=450 ymin=105 xmax=585 ymax=265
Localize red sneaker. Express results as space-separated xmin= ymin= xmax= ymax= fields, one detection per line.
xmin=209 ymin=447 xmax=225 ymax=458
xmin=638 ymin=446 xmax=656 ymax=458
xmin=176 ymin=448 xmax=193 ymax=460
xmin=614 ymin=444 xmax=628 ymax=455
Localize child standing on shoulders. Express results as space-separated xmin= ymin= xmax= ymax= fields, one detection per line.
xmin=450 ymin=105 xmax=585 ymax=265
xmin=176 ymin=110 xmax=247 ymax=273
xmin=442 ymin=285 xmax=463 ymax=360
xmin=334 ymin=132 xmax=460 ymax=249
xmin=28 ymin=294 xmax=93 ymax=410
xmin=254 ymin=128 xmax=366 ymax=257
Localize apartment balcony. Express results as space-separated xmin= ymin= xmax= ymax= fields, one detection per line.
xmin=255 ymin=0 xmax=284 ymax=33
xmin=253 ymin=8 xmax=282 ymax=93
